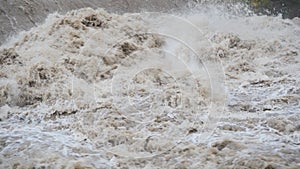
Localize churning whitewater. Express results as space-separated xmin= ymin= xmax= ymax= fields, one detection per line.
xmin=0 ymin=4 xmax=300 ymax=169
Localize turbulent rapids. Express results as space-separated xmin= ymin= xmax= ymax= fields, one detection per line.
xmin=0 ymin=3 xmax=300 ymax=169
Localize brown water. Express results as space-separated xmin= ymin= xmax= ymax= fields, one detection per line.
xmin=0 ymin=4 xmax=300 ymax=169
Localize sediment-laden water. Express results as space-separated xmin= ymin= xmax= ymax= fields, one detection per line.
xmin=0 ymin=3 xmax=300 ymax=169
